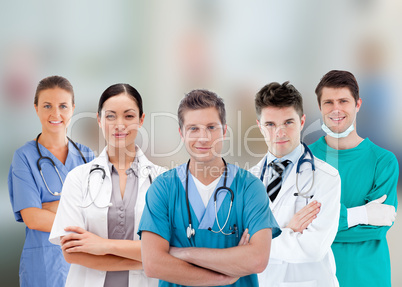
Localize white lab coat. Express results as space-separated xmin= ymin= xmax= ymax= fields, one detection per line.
xmin=249 ymin=147 xmax=341 ymax=287
xmin=49 ymin=146 xmax=166 ymax=287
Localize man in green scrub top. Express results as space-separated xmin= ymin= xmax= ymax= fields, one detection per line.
xmin=309 ymin=70 xmax=399 ymax=287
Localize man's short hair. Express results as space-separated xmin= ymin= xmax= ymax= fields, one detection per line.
xmin=315 ymin=70 xmax=360 ymax=107
xmin=255 ymin=81 xmax=304 ymax=120
xmin=178 ymin=89 xmax=226 ymax=129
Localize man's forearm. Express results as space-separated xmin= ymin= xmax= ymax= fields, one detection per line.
xmin=145 ymin=250 xmax=238 ymax=286
xmin=141 ymin=231 xmax=238 ymax=286
xmin=170 ymin=229 xmax=271 ymax=277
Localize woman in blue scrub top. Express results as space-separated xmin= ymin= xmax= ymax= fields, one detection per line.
xmin=8 ymin=76 xmax=94 ymax=287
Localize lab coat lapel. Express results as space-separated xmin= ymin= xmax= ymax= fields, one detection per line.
xmin=83 ymin=148 xmax=112 ymax=239
xmin=89 ymin=148 xmax=113 ymax=207
xmin=136 ymin=147 xmax=151 ymax=191
xmin=271 ymin=149 xmax=311 ymax=209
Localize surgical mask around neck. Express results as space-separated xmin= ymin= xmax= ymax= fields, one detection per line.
xmin=321 ymin=122 xmax=355 ymax=139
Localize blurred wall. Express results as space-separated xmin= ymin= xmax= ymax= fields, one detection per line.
xmin=1 ymin=1 xmax=401 ymax=286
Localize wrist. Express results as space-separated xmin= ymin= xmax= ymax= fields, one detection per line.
xmin=347 ymin=205 xmax=368 ymax=228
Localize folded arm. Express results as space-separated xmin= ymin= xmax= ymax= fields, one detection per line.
xmin=336 ymin=156 xmax=398 ymax=242
xmin=20 ymin=207 xmax=56 ymax=232
xmin=270 ymin=173 xmax=341 ymax=263
xmin=169 ymin=228 xmax=271 ymax=278
xmin=141 ymin=231 xmax=239 ymax=286
xmin=60 ymin=226 xmax=143 ymax=271
xmin=62 ymin=251 xmax=142 ymax=271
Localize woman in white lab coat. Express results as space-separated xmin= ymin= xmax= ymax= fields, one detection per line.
xmin=50 ymin=84 xmax=165 ymax=287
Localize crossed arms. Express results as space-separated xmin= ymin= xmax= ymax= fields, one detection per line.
xmin=141 ymin=228 xmax=272 ymax=286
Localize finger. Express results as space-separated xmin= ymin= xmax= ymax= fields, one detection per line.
xmin=300 ymin=215 xmax=317 ymax=230
xmin=238 ymin=229 xmax=249 ymax=245
xmin=296 ymin=201 xmax=321 ymax=216
xmin=64 ymin=246 xmax=83 ymax=253
xmin=60 ymin=233 xmax=83 ymax=244
xmin=64 ymin=226 xmax=87 ymax=234
xmin=371 ymin=194 xmax=387 ymax=204
xmin=61 ymin=239 xmax=83 ymax=251
xmin=298 ymin=206 xmax=320 ymax=223
xmin=297 ymin=206 xmax=320 ymax=227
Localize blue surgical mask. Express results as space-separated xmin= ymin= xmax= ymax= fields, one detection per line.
xmin=321 ymin=122 xmax=355 ymax=139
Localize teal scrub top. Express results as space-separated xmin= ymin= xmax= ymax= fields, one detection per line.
xmin=310 ymin=137 xmax=399 ymax=287
xmin=8 ymin=140 xmax=94 ymax=287
xmin=138 ymin=163 xmax=281 ymax=287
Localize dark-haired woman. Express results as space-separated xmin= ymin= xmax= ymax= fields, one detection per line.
xmin=50 ymin=84 xmax=164 ymax=287
xmin=8 ymin=76 xmax=95 ymax=287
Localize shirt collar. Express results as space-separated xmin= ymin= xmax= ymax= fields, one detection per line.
xmin=107 ymin=156 xmax=139 ymax=177
xmin=265 ymin=143 xmax=303 ymax=166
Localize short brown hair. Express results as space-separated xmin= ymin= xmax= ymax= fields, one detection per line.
xmin=34 ymin=75 xmax=74 ymax=105
xmin=178 ymin=89 xmax=226 ymax=129
xmin=315 ymin=70 xmax=359 ymax=107
xmin=255 ymin=81 xmax=304 ymax=119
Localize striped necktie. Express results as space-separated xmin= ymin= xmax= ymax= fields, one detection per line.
xmin=267 ymin=160 xmax=291 ymax=202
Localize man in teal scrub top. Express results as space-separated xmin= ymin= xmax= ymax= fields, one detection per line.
xmin=138 ymin=89 xmax=281 ymax=286
xmin=309 ymin=70 xmax=398 ymax=287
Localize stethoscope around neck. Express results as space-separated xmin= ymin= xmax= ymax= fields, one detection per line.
xmin=36 ymin=133 xmax=87 ymax=196
xmin=260 ymin=142 xmax=316 ymax=199
xmin=79 ymin=162 xmax=153 ymax=209
xmin=185 ymin=158 xmax=235 ymax=239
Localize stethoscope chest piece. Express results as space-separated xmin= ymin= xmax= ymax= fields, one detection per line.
xmin=187 ymin=224 xmax=195 ymax=239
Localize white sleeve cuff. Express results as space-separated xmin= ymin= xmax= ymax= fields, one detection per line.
xmin=347 ymin=205 xmax=368 ymax=228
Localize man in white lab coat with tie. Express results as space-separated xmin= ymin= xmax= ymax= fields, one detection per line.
xmin=249 ymin=81 xmax=341 ymax=287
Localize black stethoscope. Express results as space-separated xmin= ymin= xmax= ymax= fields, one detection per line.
xmin=36 ymin=133 xmax=87 ymax=196
xmin=79 ymin=163 xmax=153 ymax=209
xmin=260 ymin=142 xmax=315 ymax=199
xmin=185 ymin=158 xmax=235 ymax=239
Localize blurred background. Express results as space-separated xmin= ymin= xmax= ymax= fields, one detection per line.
xmin=1 ymin=0 xmax=401 ymax=285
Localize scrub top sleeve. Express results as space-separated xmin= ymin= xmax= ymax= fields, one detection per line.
xmin=364 ymin=155 xmax=398 ymax=208
xmin=137 ymin=174 xmax=171 ymax=242
xmin=336 ymin=155 xmax=399 ymax=242
xmin=9 ymin=151 xmax=43 ymax=222
xmin=242 ymin=173 xmax=281 ymax=239
xmin=49 ymin=167 xmax=86 ymax=245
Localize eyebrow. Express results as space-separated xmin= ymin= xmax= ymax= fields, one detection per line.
xmin=104 ymin=109 xmax=137 ymax=113
xmin=263 ymin=118 xmax=295 ymax=124
xmin=185 ymin=122 xmax=221 ymax=127
xmin=43 ymin=102 xmax=68 ymax=105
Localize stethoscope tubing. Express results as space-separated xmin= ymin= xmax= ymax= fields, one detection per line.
xmin=36 ymin=133 xmax=87 ymax=196
xmin=185 ymin=158 xmax=235 ymax=239
xmin=260 ymin=142 xmax=315 ymax=200
xmin=79 ymin=164 xmax=153 ymax=209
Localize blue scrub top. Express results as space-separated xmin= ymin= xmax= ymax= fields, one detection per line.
xmin=138 ymin=163 xmax=281 ymax=287
xmin=8 ymin=140 xmax=94 ymax=287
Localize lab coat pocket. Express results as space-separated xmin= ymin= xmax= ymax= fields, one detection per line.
xmin=279 ymin=280 xmax=317 ymax=287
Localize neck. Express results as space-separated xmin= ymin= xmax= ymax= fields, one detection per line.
xmin=189 ymin=157 xmax=225 ymax=185
xmin=107 ymin=145 xmax=137 ymax=171
xmin=324 ymin=130 xmax=363 ymax=150
xmin=38 ymin=131 xmax=68 ymax=148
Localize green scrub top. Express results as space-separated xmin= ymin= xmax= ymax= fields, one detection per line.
xmin=310 ymin=137 xmax=399 ymax=287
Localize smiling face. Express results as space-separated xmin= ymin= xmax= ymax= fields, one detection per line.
xmin=34 ymin=88 xmax=75 ymax=135
xmin=179 ymin=107 xmax=227 ymax=166
xmin=319 ymin=87 xmax=361 ymax=134
xmin=257 ymin=106 xmax=305 ymax=158
xmin=97 ymin=93 xmax=144 ymax=151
